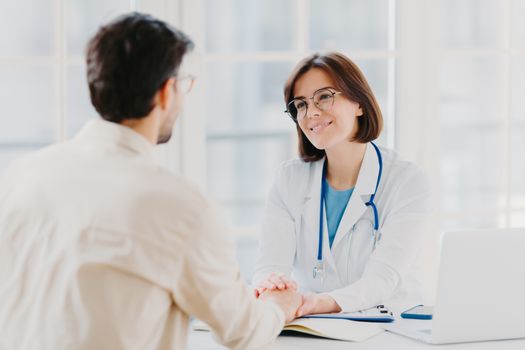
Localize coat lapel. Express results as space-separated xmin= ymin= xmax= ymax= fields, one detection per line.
xmin=301 ymin=158 xmax=337 ymax=271
xmin=301 ymin=159 xmax=324 ymax=238
xmin=331 ymin=143 xmax=380 ymax=250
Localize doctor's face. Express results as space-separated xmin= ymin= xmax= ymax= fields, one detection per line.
xmin=293 ymin=68 xmax=363 ymax=151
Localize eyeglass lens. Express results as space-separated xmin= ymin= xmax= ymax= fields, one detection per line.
xmin=287 ymin=88 xmax=336 ymax=120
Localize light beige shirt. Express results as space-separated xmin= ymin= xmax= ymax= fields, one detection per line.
xmin=0 ymin=120 xmax=284 ymax=350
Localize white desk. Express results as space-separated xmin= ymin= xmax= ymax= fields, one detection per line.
xmin=188 ymin=319 xmax=525 ymax=350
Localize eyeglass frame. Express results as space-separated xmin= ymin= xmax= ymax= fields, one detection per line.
xmin=173 ymin=73 xmax=196 ymax=94
xmin=284 ymin=87 xmax=342 ymax=122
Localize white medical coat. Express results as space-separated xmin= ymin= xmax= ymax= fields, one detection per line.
xmin=253 ymin=143 xmax=432 ymax=313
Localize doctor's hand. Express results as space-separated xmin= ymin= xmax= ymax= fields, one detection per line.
xmin=295 ymin=293 xmax=342 ymax=317
xmin=259 ymin=288 xmax=302 ymax=323
xmin=254 ymin=272 xmax=297 ymax=298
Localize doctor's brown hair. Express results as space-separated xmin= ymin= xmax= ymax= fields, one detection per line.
xmin=284 ymin=52 xmax=383 ymax=162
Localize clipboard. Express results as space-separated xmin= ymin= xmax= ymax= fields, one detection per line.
xmin=302 ymin=305 xmax=394 ymax=323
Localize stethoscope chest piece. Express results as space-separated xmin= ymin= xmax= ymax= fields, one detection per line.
xmin=313 ymin=260 xmax=325 ymax=280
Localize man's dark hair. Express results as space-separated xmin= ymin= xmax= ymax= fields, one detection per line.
xmin=86 ymin=12 xmax=194 ymax=123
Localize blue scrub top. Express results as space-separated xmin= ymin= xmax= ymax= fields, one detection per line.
xmin=323 ymin=178 xmax=354 ymax=248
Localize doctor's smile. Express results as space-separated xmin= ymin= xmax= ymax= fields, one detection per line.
xmin=307 ymin=119 xmax=333 ymax=134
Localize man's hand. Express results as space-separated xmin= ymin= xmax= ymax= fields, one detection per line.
xmin=295 ymin=293 xmax=341 ymax=317
xmin=259 ymin=288 xmax=302 ymax=323
xmin=254 ymin=272 xmax=297 ymax=298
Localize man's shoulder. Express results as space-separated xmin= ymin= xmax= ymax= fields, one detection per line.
xmin=3 ymin=142 xmax=70 ymax=177
xmin=150 ymin=168 xmax=210 ymax=208
xmin=6 ymin=141 xmax=212 ymax=217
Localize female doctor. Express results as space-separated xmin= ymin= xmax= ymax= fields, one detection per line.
xmin=253 ymin=52 xmax=431 ymax=317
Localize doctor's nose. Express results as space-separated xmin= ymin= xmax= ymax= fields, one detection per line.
xmin=305 ymin=103 xmax=322 ymax=119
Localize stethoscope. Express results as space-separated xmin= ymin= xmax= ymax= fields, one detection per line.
xmin=313 ymin=142 xmax=383 ymax=281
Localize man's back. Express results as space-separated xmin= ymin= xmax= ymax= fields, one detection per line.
xmin=0 ymin=120 xmax=285 ymax=349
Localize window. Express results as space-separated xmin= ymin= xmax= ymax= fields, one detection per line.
xmin=0 ymin=0 xmax=137 ymax=173
xmin=0 ymin=0 xmax=179 ymax=174
xmin=183 ymin=0 xmax=397 ymax=229
xmin=432 ymin=0 xmax=525 ymax=229
xmin=0 ymin=0 xmax=57 ymax=171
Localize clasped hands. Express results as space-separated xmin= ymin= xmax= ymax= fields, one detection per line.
xmin=255 ymin=272 xmax=341 ymax=322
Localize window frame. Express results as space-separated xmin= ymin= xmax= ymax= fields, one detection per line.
xmin=179 ymin=0 xmax=398 ymax=233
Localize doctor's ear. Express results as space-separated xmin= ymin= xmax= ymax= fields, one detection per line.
xmin=356 ymin=106 xmax=364 ymax=117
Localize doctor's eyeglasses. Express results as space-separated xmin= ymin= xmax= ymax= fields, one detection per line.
xmin=174 ymin=74 xmax=196 ymax=94
xmin=285 ymin=87 xmax=342 ymax=122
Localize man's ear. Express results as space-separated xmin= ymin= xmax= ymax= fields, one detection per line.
xmin=156 ymin=77 xmax=176 ymax=110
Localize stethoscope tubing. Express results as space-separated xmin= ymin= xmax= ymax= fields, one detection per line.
xmin=315 ymin=142 xmax=383 ymax=277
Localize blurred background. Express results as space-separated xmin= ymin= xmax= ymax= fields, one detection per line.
xmin=1 ymin=0 xmax=524 ymax=282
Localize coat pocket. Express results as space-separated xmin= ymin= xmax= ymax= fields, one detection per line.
xmin=346 ymin=218 xmax=375 ymax=282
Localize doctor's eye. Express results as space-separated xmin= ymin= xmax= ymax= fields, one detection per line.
xmin=293 ymin=99 xmax=307 ymax=111
xmin=317 ymin=92 xmax=333 ymax=101
xmin=314 ymin=90 xmax=335 ymax=107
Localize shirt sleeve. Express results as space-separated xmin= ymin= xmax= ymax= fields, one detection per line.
xmin=252 ymin=163 xmax=297 ymax=286
xmin=327 ymin=166 xmax=432 ymax=312
xmin=171 ymin=202 xmax=285 ymax=350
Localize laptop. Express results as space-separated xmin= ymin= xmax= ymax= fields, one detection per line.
xmin=386 ymin=228 xmax=525 ymax=344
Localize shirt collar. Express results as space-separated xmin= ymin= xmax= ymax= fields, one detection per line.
xmin=307 ymin=142 xmax=381 ymax=199
xmin=353 ymin=142 xmax=381 ymax=195
xmin=74 ymin=119 xmax=156 ymax=159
